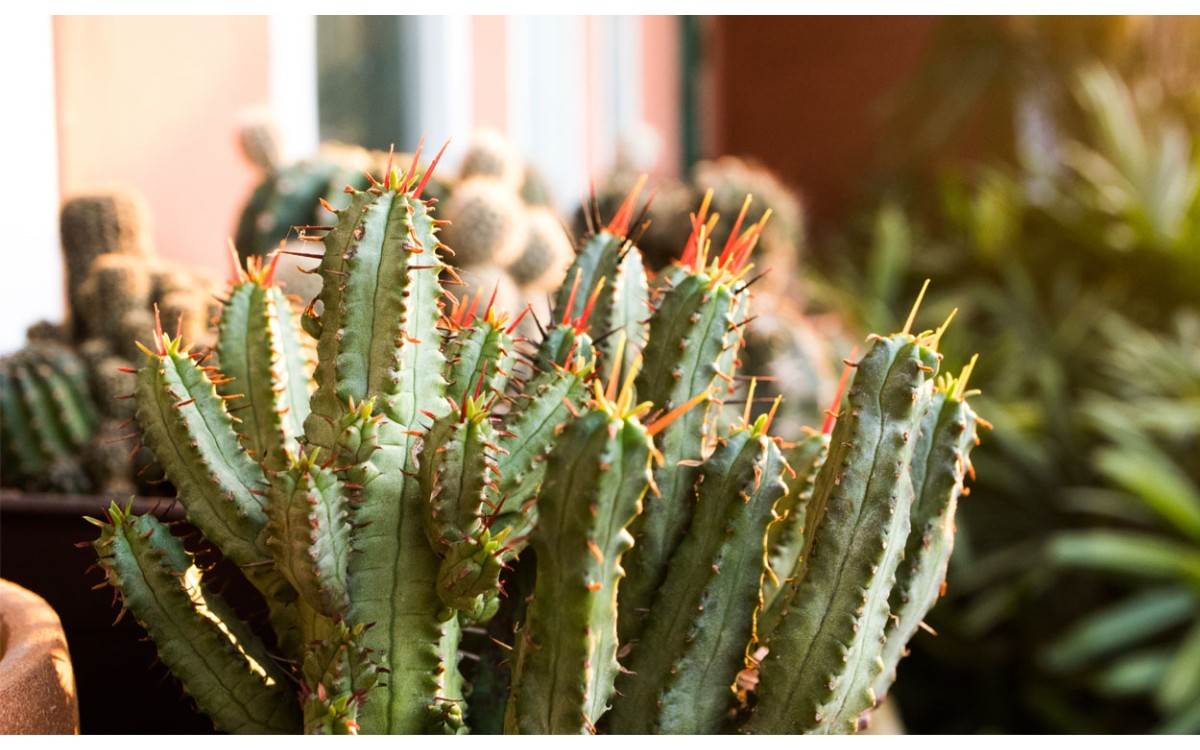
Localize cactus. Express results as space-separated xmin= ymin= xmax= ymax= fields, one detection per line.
xmin=89 ymin=149 xmax=983 ymax=734
xmin=0 ymin=186 xmax=223 ymax=495
xmin=506 ymin=206 xmax=573 ymax=294
xmin=459 ymin=127 xmax=523 ymax=189
xmin=438 ymin=177 xmax=528 ymax=269
xmin=60 ymin=189 xmax=153 ymax=333
xmin=0 ymin=343 xmax=100 ymax=492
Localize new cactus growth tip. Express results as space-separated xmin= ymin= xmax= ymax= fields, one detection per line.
xmin=89 ymin=143 xmax=983 ymax=734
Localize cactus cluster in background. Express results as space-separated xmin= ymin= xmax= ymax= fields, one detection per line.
xmin=89 ymin=142 xmax=983 ymax=734
xmin=0 ymin=187 xmax=219 ymax=495
xmin=234 ymin=120 xmax=572 ymax=333
xmin=0 ymin=343 xmax=98 ymax=492
xmin=442 ymin=128 xmax=574 ymax=312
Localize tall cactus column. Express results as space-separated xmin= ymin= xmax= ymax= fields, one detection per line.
xmin=302 ymin=153 xmax=464 ymax=733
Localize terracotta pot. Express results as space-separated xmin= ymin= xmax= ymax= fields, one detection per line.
xmin=0 ymin=579 xmax=79 ymax=734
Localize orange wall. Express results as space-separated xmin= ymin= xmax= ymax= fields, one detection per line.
xmin=54 ymin=17 xmax=269 ymax=274
xmin=710 ymin=17 xmax=936 ymax=223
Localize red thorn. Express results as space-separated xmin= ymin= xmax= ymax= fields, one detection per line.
xmin=605 ymin=174 xmax=647 ymax=237
xmin=822 ymin=345 xmax=859 ymax=435
xmin=473 ymin=362 xmax=488 ymax=403
xmin=263 ymin=246 xmax=283 ymax=286
xmin=562 ymin=269 xmax=583 ymax=327
xmin=403 ymin=134 xmax=425 ymax=192
xmin=414 ymin=139 xmax=450 ymax=201
xmin=225 ymin=239 xmax=244 ymax=285
xmin=384 ymin=144 xmax=396 ymax=190
xmin=152 ymin=304 xmax=166 ymax=356
xmin=574 ymin=278 xmax=606 ymax=335
xmin=680 ymin=201 xmax=710 ymax=270
xmin=485 ymin=282 xmax=500 ymax=321
xmin=718 ymin=196 xmax=752 ymax=268
xmin=505 ymin=305 xmax=532 ymax=335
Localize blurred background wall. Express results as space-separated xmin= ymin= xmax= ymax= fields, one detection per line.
xmin=5 ymin=15 xmax=688 ymax=353
xmin=6 ymin=14 xmax=943 ymax=353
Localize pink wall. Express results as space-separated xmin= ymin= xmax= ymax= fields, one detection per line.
xmin=55 ymin=17 xmax=270 ymax=274
xmin=642 ymin=15 xmax=681 ymax=178
xmin=472 ymin=16 xmax=509 ymax=130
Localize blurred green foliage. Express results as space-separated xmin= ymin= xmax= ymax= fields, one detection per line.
xmin=812 ymin=17 xmax=1200 ymax=733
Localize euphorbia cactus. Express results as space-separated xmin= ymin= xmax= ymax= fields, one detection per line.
xmin=89 ymin=142 xmax=982 ymax=735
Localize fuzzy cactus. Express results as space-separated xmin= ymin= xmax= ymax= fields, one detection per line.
xmin=89 ymin=149 xmax=983 ymax=735
xmin=459 ymin=127 xmax=523 ymax=190
xmin=60 ymin=188 xmax=153 ymax=340
xmin=439 ymin=177 xmax=529 ymax=269
xmin=507 ymin=206 xmax=574 ymax=294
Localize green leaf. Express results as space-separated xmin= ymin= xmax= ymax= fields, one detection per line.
xmin=1044 ymin=587 xmax=1196 ymax=671
xmin=1049 ymin=530 xmax=1200 ymax=585
xmin=1091 ymin=648 xmax=1172 ymax=698
xmin=1093 ymin=445 xmax=1200 ymax=545
xmin=1157 ymin=619 xmax=1200 ymax=715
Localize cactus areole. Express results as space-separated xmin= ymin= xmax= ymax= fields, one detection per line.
xmin=89 ymin=142 xmax=983 ymax=734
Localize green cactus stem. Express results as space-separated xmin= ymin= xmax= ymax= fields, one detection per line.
xmin=504 ymin=368 xmax=656 ymax=734
xmin=744 ymin=298 xmax=951 ymax=734
xmin=609 ymin=403 xmax=789 ymax=734
xmin=216 ymin=250 xmax=312 ymax=472
xmin=90 ymin=503 xmax=301 ymax=734
xmin=873 ymin=356 xmax=982 ymax=702
xmin=618 ymin=198 xmax=769 ymax=648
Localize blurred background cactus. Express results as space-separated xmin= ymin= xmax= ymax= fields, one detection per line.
xmin=1 ymin=187 xmax=219 ymax=495
xmin=234 ymin=122 xmax=572 ymax=335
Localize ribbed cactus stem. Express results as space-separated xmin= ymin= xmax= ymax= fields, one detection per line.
xmin=90 ymin=503 xmax=301 ymax=734
xmin=744 ymin=327 xmax=943 ymax=734
xmin=505 ymin=378 xmax=655 ymax=734
xmin=609 ymin=417 xmax=788 ymax=734
xmin=618 ymin=204 xmax=766 ymax=648
xmin=762 ymin=429 xmax=830 ymax=615
xmin=873 ymin=359 xmax=980 ymax=703
xmin=217 ymin=250 xmax=312 ymax=472
xmin=303 ymin=162 xmax=461 ymax=733
xmin=133 ymin=328 xmax=285 ymax=597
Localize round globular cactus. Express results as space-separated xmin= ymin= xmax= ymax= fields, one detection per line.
xmin=506 ymin=206 xmax=574 ymax=294
xmin=459 ymin=127 xmax=523 ymax=189
xmin=75 ymin=253 xmax=152 ymax=350
xmin=439 ymin=177 xmax=529 ymax=269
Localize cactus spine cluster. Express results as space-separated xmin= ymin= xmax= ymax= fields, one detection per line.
xmin=89 ymin=143 xmax=982 ymax=734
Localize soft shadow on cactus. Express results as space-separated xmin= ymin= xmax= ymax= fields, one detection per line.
xmin=87 ymin=142 xmax=983 ymax=734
